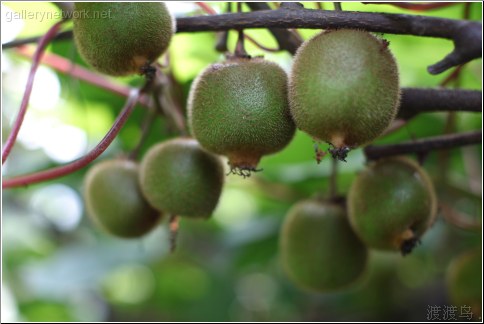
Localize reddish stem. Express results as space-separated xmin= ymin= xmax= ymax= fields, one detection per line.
xmin=15 ymin=46 xmax=151 ymax=107
xmin=362 ymin=2 xmax=456 ymax=11
xmin=3 ymin=90 xmax=140 ymax=189
xmin=440 ymin=64 xmax=465 ymax=87
xmin=196 ymin=2 xmax=217 ymax=15
xmin=196 ymin=2 xmax=279 ymax=53
xmin=2 ymin=20 xmax=65 ymax=165
xmin=244 ymin=34 xmax=280 ymax=52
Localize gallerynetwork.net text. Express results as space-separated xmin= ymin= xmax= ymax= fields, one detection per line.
xmin=5 ymin=9 xmax=112 ymax=23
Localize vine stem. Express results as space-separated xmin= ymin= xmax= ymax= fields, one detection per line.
xmin=3 ymin=89 xmax=141 ymax=188
xmin=329 ymin=158 xmax=338 ymax=199
xmin=196 ymin=2 xmax=279 ymax=53
xmin=195 ymin=2 xmax=217 ymax=15
xmin=127 ymin=105 xmax=157 ymax=161
xmin=362 ymin=2 xmax=457 ymax=11
xmin=169 ymin=215 xmax=180 ymax=253
xmin=2 ymin=20 xmax=65 ymax=165
xmin=15 ymin=46 xmax=151 ymax=107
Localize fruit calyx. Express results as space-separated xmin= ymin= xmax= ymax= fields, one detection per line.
xmin=225 ymin=153 xmax=263 ymax=178
xmin=399 ymin=226 xmax=423 ymax=256
xmin=139 ymin=62 xmax=158 ymax=81
xmin=327 ymin=142 xmax=353 ymax=162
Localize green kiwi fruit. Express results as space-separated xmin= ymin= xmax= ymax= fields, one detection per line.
xmin=447 ymin=249 xmax=482 ymax=317
xmin=84 ymin=159 xmax=161 ymax=238
xmin=188 ymin=57 xmax=295 ymax=176
xmin=139 ymin=138 xmax=224 ymax=218
xmin=73 ymin=2 xmax=174 ymax=76
xmin=280 ymin=200 xmax=368 ymax=292
xmin=348 ymin=157 xmax=437 ymax=255
xmin=289 ymin=29 xmax=400 ymax=160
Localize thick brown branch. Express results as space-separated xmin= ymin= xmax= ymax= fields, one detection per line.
xmin=174 ymin=8 xmax=477 ymax=38
xmin=3 ymin=8 xmax=481 ymax=73
xmin=398 ymin=88 xmax=482 ymax=119
xmin=175 ymin=8 xmax=481 ymax=73
xmin=364 ymin=131 xmax=482 ymax=160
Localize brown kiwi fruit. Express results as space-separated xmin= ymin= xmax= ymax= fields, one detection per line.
xmin=188 ymin=57 xmax=295 ymax=176
xmin=447 ymin=249 xmax=482 ymax=317
xmin=139 ymin=138 xmax=224 ymax=218
xmin=73 ymin=2 xmax=174 ymax=76
xmin=84 ymin=159 xmax=161 ymax=238
xmin=289 ymin=29 xmax=400 ymax=161
xmin=348 ymin=157 xmax=437 ymax=255
xmin=280 ymin=199 xmax=368 ymax=292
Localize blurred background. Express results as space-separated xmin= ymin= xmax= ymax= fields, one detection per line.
xmin=2 ymin=2 xmax=482 ymax=322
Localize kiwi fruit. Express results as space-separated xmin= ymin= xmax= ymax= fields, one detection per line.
xmin=188 ymin=57 xmax=295 ymax=176
xmin=447 ymin=249 xmax=482 ymax=317
xmin=289 ymin=29 xmax=400 ymax=160
xmin=73 ymin=2 xmax=174 ymax=76
xmin=139 ymin=138 xmax=224 ymax=218
xmin=280 ymin=200 xmax=368 ymax=292
xmin=84 ymin=159 xmax=161 ymax=238
xmin=348 ymin=157 xmax=437 ymax=255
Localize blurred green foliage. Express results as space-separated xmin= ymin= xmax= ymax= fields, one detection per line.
xmin=2 ymin=2 xmax=482 ymax=322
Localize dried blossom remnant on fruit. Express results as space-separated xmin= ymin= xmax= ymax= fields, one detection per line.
xmin=328 ymin=143 xmax=352 ymax=162
xmin=226 ymin=163 xmax=263 ymax=178
xmin=401 ymin=237 xmax=421 ymax=256
xmin=313 ymin=143 xmax=328 ymax=164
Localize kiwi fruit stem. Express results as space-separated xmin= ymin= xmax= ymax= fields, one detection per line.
xmin=169 ymin=215 xmax=180 ymax=253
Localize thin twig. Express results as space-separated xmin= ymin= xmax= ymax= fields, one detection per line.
xmin=362 ymin=2 xmax=457 ymax=11
xmin=439 ymin=65 xmax=465 ymax=87
xmin=195 ymin=1 xmax=217 ymax=15
xmin=364 ymin=130 xmax=482 ymax=160
xmin=329 ymin=158 xmax=338 ymax=199
xmin=245 ymin=2 xmax=302 ymax=54
xmin=441 ymin=204 xmax=481 ymax=232
xmin=128 ymin=106 xmax=157 ymax=161
xmin=2 ymin=20 xmax=65 ymax=165
xmin=197 ymin=2 xmax=279 ymax=53
xmin=2 ymin=30 xmax=73 ymax=49
xmin=169 ymin=215 xmax=180 ymax=253
xmin=15 ymin=46 xmax=151 ymax=107
xmin=3 ymin=89 xmax=143 ymax=188
xmin=152 ymin=74 xmax=188 ymax=136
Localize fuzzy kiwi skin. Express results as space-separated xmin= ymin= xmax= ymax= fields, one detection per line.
xmin=73 ymin=2 xmax=173 ymax=76
xmin=289 ymin=29 xmax=400 ymax=149
xmin=447 ymin=249 xmax=482 ymax=317
xmin=84 ymin=159 xmax=161 ymax=238
xmin=139 ymin=138 xmax=224 ymax=219
xmin=348 ymin=157 xmax=437 ymax=254
xmin=188 ymin=57 xmax=295 ymax=170
xmin=280 ymin=200 xmax=368 ymax=292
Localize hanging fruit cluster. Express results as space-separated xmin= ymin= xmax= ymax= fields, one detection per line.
xmin=71 ymin=2 xmax=478 ymax=303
